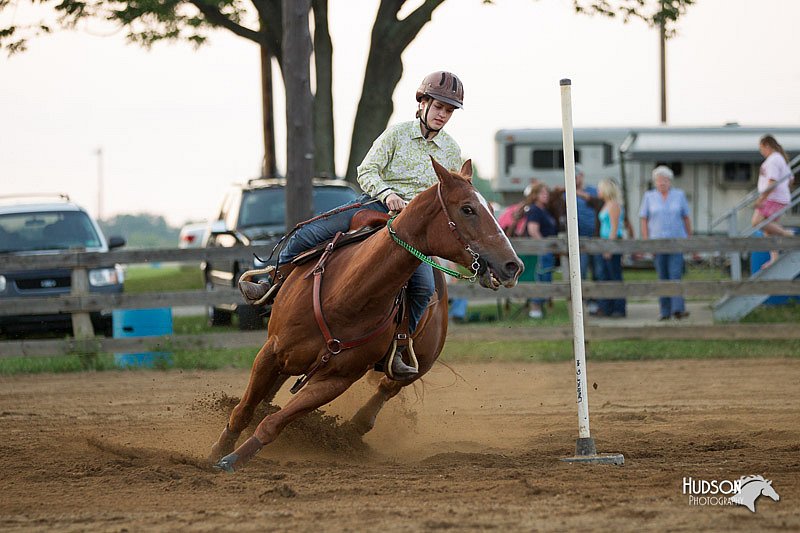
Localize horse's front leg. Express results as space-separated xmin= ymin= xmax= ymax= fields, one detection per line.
xmin=209 ymin=341 xmax=287 ymax=463
xmin=214 ymin=372 xmax=359 ymax=473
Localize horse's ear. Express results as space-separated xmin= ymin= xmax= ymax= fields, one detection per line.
xmin=460 ymin=159 xmax=473 ymax=182
xmin=430 ymin=156 xmax=451 ymax=183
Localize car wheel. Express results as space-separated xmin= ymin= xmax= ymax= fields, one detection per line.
xmin=237 ymin=304 xmax=264 ymax=330
xmin=206 ymin=280 xmax=232 ymax=327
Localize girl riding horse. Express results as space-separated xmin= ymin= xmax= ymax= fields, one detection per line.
xmin=240 ymin=71 xmax=466 ymax=380
xmin=210 ymin=159 xmax=523 ymax=473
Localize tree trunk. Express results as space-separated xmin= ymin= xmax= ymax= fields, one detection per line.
xmin=312 ymin=0 xmax=335 ymax=177
xmin=260 ymin=45 xmax=277 ymax=178
xmin=345 ymin=46 xmax=401 ymax=184
xmin=282 ymin=0 xmax=314 ymax=226
xmin=344 ymin=0 xmax=445 ymax=183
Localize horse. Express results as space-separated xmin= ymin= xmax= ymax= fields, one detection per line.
xmin=730 ymin=475 xmax=780 ymax=513
xmin=209 ymin=158 xmax=524 ymax=472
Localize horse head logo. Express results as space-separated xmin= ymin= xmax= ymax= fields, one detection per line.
xmin=730 ymin=475 xmax=780 ymax=513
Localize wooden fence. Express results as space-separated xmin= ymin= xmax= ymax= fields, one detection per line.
xmin=2 ymin=235 xmax=800 ymax=357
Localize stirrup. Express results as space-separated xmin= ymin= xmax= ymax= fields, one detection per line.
xmin=239 ymin=265 xmax=276 ymax=284
xmin=385 ymin=338 xmax=419 ymax=381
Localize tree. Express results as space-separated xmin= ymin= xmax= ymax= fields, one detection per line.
xmin=572 ymin=1 xmax=695 ymax=123
xmin=571 ymin=0 xmax=694 ymax=35
xmin=283 ymin=0 xmax=314 ymax=225
xmin=2 ymin=0 xmax=692 ymax=180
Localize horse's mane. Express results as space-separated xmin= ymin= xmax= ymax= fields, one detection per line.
xmin=739 ymin=475 xmax=768 ymax=485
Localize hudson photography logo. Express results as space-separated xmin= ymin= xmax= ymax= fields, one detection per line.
xmin=682 ymin=475 xmax=781 ymax=513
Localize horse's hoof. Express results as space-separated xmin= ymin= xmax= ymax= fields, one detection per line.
xmin=209 ymin=427 xmax=240 ymax=463
xmin=213 ymin=453 xmax=239 ymax=474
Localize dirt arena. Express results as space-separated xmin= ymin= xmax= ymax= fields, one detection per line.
xmin=1 ymin=358 xmax=798 ymax=531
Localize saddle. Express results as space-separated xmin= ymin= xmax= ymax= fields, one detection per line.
xmin=291 ymin=210 xmax=391 ymax=267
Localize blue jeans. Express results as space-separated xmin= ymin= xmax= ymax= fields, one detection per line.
xmin=597 ymin=254 xmax=626 ymax=316
xmin=579 ymin=253 xmax=601 ymax=281
xmin=531 ymin=253 xmax=555 ymax=306
xmin=278 ymin=194 xmax=435 ymax=334
xmin=654 ymin=253 xmax=685 ymax=318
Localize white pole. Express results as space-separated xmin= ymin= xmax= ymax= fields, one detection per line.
xmin=95 ymin=147 xmax=104 ymax=221
xmin=559 ymin=79 xmax=591 ymax=440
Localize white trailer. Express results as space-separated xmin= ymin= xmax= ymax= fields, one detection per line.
xmin=493 ymin=125 xmax=800 ymax=235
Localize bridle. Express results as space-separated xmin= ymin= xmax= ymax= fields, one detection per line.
xmin=387 ymin=181 xmax=481 ymax=283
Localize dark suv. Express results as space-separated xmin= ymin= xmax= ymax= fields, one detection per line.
xmin=202 ymin=177 xmax=358 ymax=329
xmin=0 ymin=194 xmax=126 ymax=337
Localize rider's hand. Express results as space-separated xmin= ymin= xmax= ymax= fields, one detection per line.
xmin=385 ymin=193 xmax=408 ymax=212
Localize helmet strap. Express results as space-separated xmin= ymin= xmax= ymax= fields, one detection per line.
xmin=419 ymin=100 xmax=441 ymax=139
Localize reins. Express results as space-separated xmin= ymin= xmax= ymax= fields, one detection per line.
xmin=386 ymin=181 xmax=481 ymax=283
xmin=255 ymin=190 xmax=390 ymax=266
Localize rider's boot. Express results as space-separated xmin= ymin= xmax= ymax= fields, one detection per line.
xmin=239 ymin=264 xmax=296 ymax=306
xmin=389 ymin=347 xmax=418 ymax=381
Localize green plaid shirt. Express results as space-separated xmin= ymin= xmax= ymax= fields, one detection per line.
xmin=357 ymin=120 xmax=462 ymax=203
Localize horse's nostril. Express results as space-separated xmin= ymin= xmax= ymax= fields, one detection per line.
xmin=505 ymin=261 xmax=521 ymax=275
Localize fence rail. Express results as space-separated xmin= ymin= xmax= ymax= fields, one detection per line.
xmin=3 ymin=235 xmax=800 ymax=271
xmin=2 ymin=235 xmax=799 ymax=357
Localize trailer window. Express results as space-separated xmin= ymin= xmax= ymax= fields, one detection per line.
xmin=505 ymin=144 xmax=515 ymax=174
xmin=655 ymin=162 xmax=683 ymax=177
xmin=603 ymin=143 xmax=614 ymax=166
xmin=722 ymin=162 xmax=754 ymax=183
xmin=532 ymin=149 xmax=581 ymax=169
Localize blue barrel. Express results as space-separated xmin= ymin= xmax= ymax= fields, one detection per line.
xmin=113 ymin=308 xmax=173 ymax=368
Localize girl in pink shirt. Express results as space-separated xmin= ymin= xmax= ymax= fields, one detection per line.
xmin=753 ymin=134 xmax=795 ymax=267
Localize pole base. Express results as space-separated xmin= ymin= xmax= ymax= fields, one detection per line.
xmin=560 ymin=437 xmax=624 ymax=465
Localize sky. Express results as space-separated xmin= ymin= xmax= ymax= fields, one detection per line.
xmin=2 ymin=0 xmax=799 ymax=227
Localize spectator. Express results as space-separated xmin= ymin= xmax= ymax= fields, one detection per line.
xmin=525 ymin=182 xmax=558 ymax=319
xmin=639 ymin=165 xmax=692 ymax=321
xmin=573 ymin=164 xmax=601 ymax=278
xmin=595 ymin=178 xmax=626 ymax=318
xmin=753 ymin=134 xmax=795 ymax=268
xmin=572 ymin=164 xmax=603 ymax=314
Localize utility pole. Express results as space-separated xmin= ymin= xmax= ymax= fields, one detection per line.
xmin=260 ymin=46 xmax=277 ymax=178
xmin=95 ymin=147 xmax=104 ymax=221
xmin=659 ymin=4 xmax=667 ymax=124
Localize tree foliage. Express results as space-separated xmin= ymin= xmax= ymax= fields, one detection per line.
xmin=2 ymin=0 xmax=693 ymax=179
xmin=572 ymin=0 xmax=695 ymax=36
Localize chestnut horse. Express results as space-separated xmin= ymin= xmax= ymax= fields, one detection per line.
xmin=209 ymin=158 xmax=523 ymax=473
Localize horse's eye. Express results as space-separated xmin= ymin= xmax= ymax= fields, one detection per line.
xmin=461 ymin=205 xmax=475 ymax=216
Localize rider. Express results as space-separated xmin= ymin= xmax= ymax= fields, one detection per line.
xmin=239 ymin=70 xmax=465 ymax=380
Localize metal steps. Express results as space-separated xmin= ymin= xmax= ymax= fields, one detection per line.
xmin=713 ymin=250 xmax=800 ymax=321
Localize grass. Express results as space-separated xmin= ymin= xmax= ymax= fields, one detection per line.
xmin=124 ymin=264 xmax=204 ymax=293
xmin=2 ymin=262 xmax=798 ymax=375
xmin=440 ymin=339 xmax=800 ymax=363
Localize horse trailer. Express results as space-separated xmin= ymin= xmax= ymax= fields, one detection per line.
xmin=493 ymin=125 xmax=800 ymax=236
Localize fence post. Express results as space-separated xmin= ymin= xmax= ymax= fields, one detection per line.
xmin=727 ymin=212 xmax=741 ymax=281
xmin=70 ymin=267 xmax=96 ymax=339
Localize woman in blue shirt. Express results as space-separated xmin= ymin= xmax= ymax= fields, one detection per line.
xmin=639 ymin=166 xmax=693 ymax=320
xmin=525 ymin=182 xmax=558 ymax=319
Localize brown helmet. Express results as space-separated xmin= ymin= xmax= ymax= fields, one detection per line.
xmin=416 ymin=71 xmax=464 ymax=109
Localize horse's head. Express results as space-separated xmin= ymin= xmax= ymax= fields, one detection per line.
xmin=423 ymin=158 xmax=523 ymax=289
xmin=547 ymin=186 xmax=568 ymax=232
xmin=760 ymin=479 xmax=780 ymax=502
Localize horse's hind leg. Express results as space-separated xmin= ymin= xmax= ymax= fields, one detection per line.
xmin=209 ymin=341 xmax=287 ymax=462
xmin=349 ymin=376 xmax=406 ymax=436
xmin=215 ymin=373 xmax=358 ymax=473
